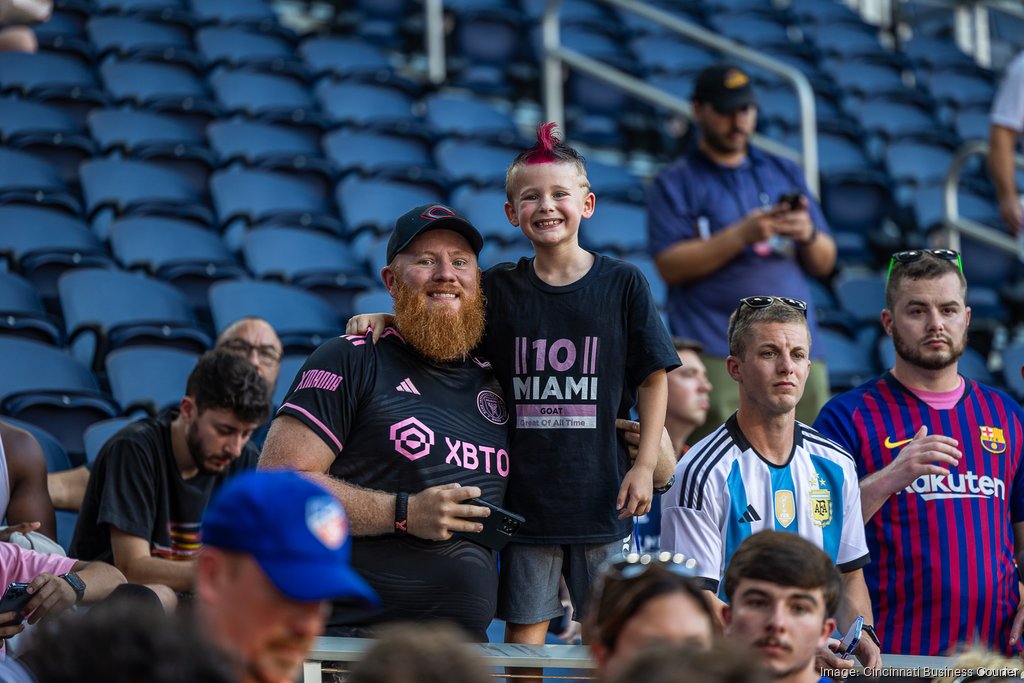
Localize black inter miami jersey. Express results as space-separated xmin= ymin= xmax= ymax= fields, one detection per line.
xmin=277 ymin=327 xmax=511 ymax=638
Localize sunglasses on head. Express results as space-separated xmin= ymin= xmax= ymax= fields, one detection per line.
xmin=886 ymin=249 xmax=962 ymax=281
xmin=739 ymin=296 xmax=808 ymax=316
xmin=606 ymin=551 xmax=699 ymax=581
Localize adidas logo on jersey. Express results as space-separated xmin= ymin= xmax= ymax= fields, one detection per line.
xmin=396 ymin=378 xmax=420 ymax=395
xmin=738 ymin=504 xmax=761 ymax=523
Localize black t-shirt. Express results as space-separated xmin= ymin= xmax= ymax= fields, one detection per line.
xmin=481 ymin=254 xmax=680 ymax=543
xmin=70 ymin=412 xmax=258 ymax=563
xmin=276 ymin=329 xmax=511 ymax=639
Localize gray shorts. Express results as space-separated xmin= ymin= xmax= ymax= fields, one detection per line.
xmin=496 ymin=540 xmax=625 ymax=625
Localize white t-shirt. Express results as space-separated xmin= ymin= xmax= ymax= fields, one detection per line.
xmin=992 ymin=51 xmax=1024 ymax=132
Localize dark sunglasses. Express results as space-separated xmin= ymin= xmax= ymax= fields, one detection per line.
xmin=739 ymin=296 xmax=808 ymax=316
xmin=606 ymin=551 xmax=699 ymax=580
xmin=886 ymin=249 xmax=962 ymax=281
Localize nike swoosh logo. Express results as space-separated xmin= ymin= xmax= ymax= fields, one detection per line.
xmin=884 ymin=436 xmax=913 ymax=449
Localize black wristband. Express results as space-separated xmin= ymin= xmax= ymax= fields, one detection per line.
xmin=394 ymin=492 xmax=409 ymax=535
xmin=862 ymin=624 xmax=880 ymax=648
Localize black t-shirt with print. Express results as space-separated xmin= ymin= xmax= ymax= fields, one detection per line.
xmin=276 ymin=328 xmax=511 ymax=639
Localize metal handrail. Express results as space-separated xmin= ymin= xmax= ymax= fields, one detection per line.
xmin=541 ymin=0 xmax=819 ymax=195
xmin=942 ymin=139 xmax=1024 ymax=253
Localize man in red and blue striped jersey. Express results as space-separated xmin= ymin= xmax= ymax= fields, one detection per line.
xmin=814 ymin=249 xmax=1024 ymax=656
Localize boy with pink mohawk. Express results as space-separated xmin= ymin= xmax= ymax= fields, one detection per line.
xmin=347 ymin=125 xmax=677 ymax=657
xmin=490 ymin=123 xmax=676 ymax=658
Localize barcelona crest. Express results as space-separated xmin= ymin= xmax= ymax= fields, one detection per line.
xmin=980 ymin=426 xmax=1006 ymax=455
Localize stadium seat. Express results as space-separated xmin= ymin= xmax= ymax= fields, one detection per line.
xmin=206 ymin=119 xmax=332 ymax=188
xmin=108 ymin=216 xmax=246 ymax=311
xmin=923 ymin=67 xmax=996 ymax=111
xmin=336 ymin=177 xmax=444 ymax=237
xmin=58 ymin=268 xmax=212 ymax=371
xmin=834 ymin=272 xmax=886 ymax=326
xmin=83 ymin=416 xmax=137 ymax=468
xmin=423 ymin=93 xmax=519 ymax=144
xmin=820 ymin=170 xmax=892 ymax=236
xmin=819 ymin=328 xmax=878 ymax=391
xmin=0 ymin=97 xmax=95 ymax=184
xmin=194 ymin=25 xmax=295 ymax=72
xmin=208 ymin=69 xmax=323 ymax=130
xmin=322 ymin=129 xmax=432 ymax=177
xmin=298 ymin=35 xmax=392 ymax=79
xmin=580 ymin=201 xmax=647 ymax=255
xmin=0 ymin=416 xmax=71 ymax=475
xmin=351 ymin=288 xmax=394 ymax=317
xmin=208 ymin=279 xmax=342 ymax=353
xmin=105 ymin=346 xmax=199 ymax=415
xmin=99 ymin=59 xmax=211 ymax=109
xmin=0 ymin=272 xmax=64 ymax=346
xmin=434 ymin=138 xmax=518 ymax=188
xmin=884 ymin=139 xmax=955 ymax=188
xmin=630 ymin=36 xmax=717 ymax=76
xmin=0 ymin=205 xmax=112 ymax=305
xmin=0 ymin=337 xmax=120 ymax=459
xmin=86 ymin=15 xmax=194 ymax=63
xmin=0 ymin=148 xmax=81 ymax=215
xmin=449 ymin=8 xmax=524 ymax=97
xmin=315 ymin=81 xmax=418 ymax=129
xmin=272 ymin=354 xmax=307 ymax=408
xmin=450 ymin=186 xmax=520 ymax=244
xmin=1001 ymin=341 xmax=1024 ymax=400
xmin=856 ymin=95 xmax=941 ymax=142
xmin=632 ymin=256 xmax=667 ymax=310
xmin=79 ymin=158 xmax=214 ymax=237
xmin=584 ymin=158 xmax=645 ymax=203
xmin=188 ymin=0 xmax=280 ymax=31
xmin=209 ymin=167 xmax=341 ymax=235
xmin=0 ymin=50 xmax=99 ymax=96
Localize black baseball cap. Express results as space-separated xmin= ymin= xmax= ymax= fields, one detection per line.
xmin=692 ymin=63 xmax=757 ymax=114
xmin=386 ymin=203 xmax=485 ymax=264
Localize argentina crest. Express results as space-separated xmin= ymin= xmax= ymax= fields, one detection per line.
xmin=809 ymin=473 xmax=832 ymax=527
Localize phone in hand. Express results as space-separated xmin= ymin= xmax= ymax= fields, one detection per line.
xmin=778 ymin=192 xmax=802 ymax=211
xmin=838 ymin=615 xmax=864 ymax=660
xmin=453 ymin=498 xmax=526 ymax=551
xmin=0 ymin=582 xmax=32 ymax=627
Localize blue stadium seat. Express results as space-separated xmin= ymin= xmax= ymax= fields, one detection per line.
xmin=0 ymin=416 xmax=71 ymax=475
xmin=423 ymin=93 xmax=519 ymax=143
xmin=206 ymin=119 xmax=332 ymax=186
xmin=820 ymin=170 xmax=892 ymax=235
xmin=0 ymin=272 xmax=63 ymax=346
xmin=581 ymin=201 xmax=646 ymax=255
xmin=58 ymin=268 xmax=212 ymax=370
xmin=630 ymin=36 xmax=717 ymax=75
xmin=824 ymin=60 xmax=908 ymax=100
xmin=351 ymin=288 xmax=394 ymax=317
xmin=208 ymin=69 xmax=322 ymax=129
xmin=0 ymin=205 xmax=112 ymax=304
xmin=83 ymin=416 xmax=137 ymax=468
xmin=804 ymin=22 xmax=885 ymax=59
xmin=0 ymin=97 xmax=95 ymax=184
xmin=108 ymin=215 xmax=245 ymax=313
xmin=194 ymin=26 xmax=295 ymax=71
xmin=241 ymin=227 xmax=373 ymax=318
xmin=901 ymin=36 xmax=977 ymax=72
xmin=923 ymin=68 xmax=996 ymax=111
xmin=709 ymin=14 xmax=793 ymax=49
xmin=855 ymin=95 xmax=941 ymax=142
xmin=336 ymin=177 xmax=444 ymax=237
xmin=884 ymin=139 xmax=955 ymax=188
xmin=450 ymin=8 xmax=524 ymax=96
xmin=954 ymin=107 xmax=991 ymax=142
xmin=208 ymin=279 xmax=342 ymax=353
xmin=272 ymin=354 xmax=307 ymax=408
xmin=79 ymin=158 xmax=214 ymax=237
xmin=0 ymin=50 xmax=99 ymax=96
xmin=188 ymin=0 xmax=280 ymax=31
xmin=434 ymin=138 xmax=518 ymax=188
xmin=99 ymin=59 xmax=211 ymax=110
xmin=105 ymin=346 xmax=199 ymax=415
xmin=298 ymin=35 xmax=392 ymax=79
xmin=584 ymin=159 xmax=645 ymax=203
xmin=86 ymin=15 xmax=194 ymax=63
xmin=959 ymin=347 xmax=994 ymax=385
xmin=322 ymin=129 xmax=432 ymax=176
xmin=315 ymin=81 xmax=417 ymax=129
xmin=1001 ymin=341 xmax=1024 ymax=400
xmin=834 ymin=272 xmax=886 ymax=326
xmin=0 ymin=337 xmax=120 ymax=459
xmin=450 ymin=186 xmax=520 ymax=244
xmin=0 ymin=148 xmax=81 ymax=215
xmin=209 ymin=168 xmax=341 ymax=235
xmin=819 ymin=328 xmax=877 ymax=391
xmin=632 ymin=256 xmax=667 ymax=310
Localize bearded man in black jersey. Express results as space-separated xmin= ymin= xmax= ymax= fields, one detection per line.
xmin=260 ymin=204 xmax=509 ymax=640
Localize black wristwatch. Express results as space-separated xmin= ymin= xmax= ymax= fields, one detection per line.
xmin=861 ymin=623 xmax=880 ymax=648
xmin=653 ymin=473 xmax=676 ymax=495
xmin=59 ymin=572 xmax=86 ymax=603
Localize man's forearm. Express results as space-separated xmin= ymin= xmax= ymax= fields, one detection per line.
xmin=73 ymin=561 xmax=126 ymax=603
xmin=655 ymin=223 xmax=748 ymax=285
xmin=301 ymin=472 xmax=397 ymax=537
xmin=990 ymin=125 xmax=1019 ymax=203
xmin=859 ymin=470 xmax=896 ymax=521
xmin=838 ymin=569 xmax=875 ymax=631
xmin=119 ymin=556 xmax=195 ymax=593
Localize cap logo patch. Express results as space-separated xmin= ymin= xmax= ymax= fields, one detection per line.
xmin=306 ymin=496 xmax=346 ymax=549
xmin=421 ymin=205 xmax=457 ymax=221
xmin=477 ymin=389 xmax=509 ymax=425
xmin=724 ymin=69 xmax=749 ymax=90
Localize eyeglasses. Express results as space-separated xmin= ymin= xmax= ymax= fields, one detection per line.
xmin=218 ymin=338 xmax=282 ymax=366
xmin=886 ymin=249 xmax=962 ymax=281
xmin=606 ymin=551 xmax=700 ymax=580
xmin=739 ymin=296 xmax=808 ymax=316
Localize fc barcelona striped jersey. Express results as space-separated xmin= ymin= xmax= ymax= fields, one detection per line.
xmin=660 ymin=414 xmax=869 ymax=595
xmin=814 ymin=373 xmax=1024 ymax=656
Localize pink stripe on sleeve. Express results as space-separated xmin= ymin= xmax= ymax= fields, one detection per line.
xmin=281 ymin=402 xmax=344 ymax=453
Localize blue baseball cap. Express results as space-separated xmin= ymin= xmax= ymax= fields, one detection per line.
xmin=203 ymin=470 xmax=379 ymax=605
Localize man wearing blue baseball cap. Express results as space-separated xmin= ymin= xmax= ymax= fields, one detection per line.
xmin=195 ymin=470 xmax=377 ymax=683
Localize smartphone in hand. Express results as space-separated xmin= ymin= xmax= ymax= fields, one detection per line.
xmin=0 ymin=582 xmax=32 ymax=627
xmin=838 ymin=615 xmax=864 ymax=660
xmin=778 ymin=192 xmax=802 ymax=211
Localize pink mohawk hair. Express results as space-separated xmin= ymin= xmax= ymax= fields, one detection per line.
xmin=523 ymin=122 xmax=560 ymax=165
